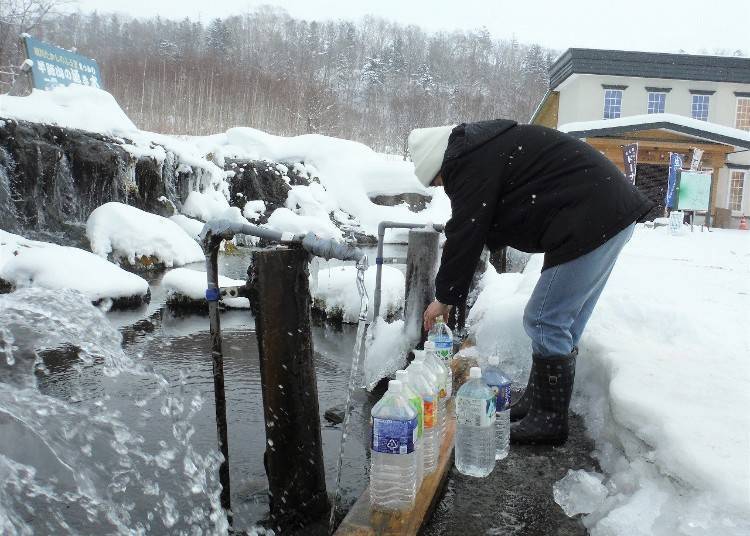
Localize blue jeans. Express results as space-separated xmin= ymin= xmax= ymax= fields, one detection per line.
xmin=523 ymin=223 xmax=635 ymax=357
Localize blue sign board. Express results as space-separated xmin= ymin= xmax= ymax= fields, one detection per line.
xmin=665 ymin=152 xmax=683 ymax=209
xmin=22 ymin=35 xmax=103 ymax=91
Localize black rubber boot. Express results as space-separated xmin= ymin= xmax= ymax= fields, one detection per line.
xmin=510 ymin=347 xmax=577 ymax=423
xmin=509 ymin=359 xmax=536 ymax=422
xmin=510 ymin=351 xmax=577 ymax=446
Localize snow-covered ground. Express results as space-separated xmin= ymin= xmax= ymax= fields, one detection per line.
xmin=0 ymin=230 xmax=149 ymax=305
xmin=1 ymin=86 xmax=451 ymax=244
xmin=87 ymin=202 xmax=204 ymax=268
xmin=469 ymin=225 xmax=750 ymax=535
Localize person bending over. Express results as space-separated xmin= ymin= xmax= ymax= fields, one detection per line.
xmin=411 ymin=120 xmax=653 ymax=445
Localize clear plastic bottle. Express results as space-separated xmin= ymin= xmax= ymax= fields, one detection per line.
xmin=428 ymin=315 xmax=454 ymax=398
xmin=395 ymin=370 xmax=424 ymax=490
xmin=410 ymin=352 xmax=441 ymax=449
xmin=404 ymin=361 xmax=440 ymax=475
xmin=370 ymin=380 xmax=419 ymax=511
xmin=423 ymin=341 xmax=450 ymax=439
xmin=455 ymin=367 xmax=496 ymax=477
xmin=483 ymin=355 xmax=512 ymax=460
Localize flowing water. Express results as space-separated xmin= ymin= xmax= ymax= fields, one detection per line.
xmin=0 ymin=247 xmax=404 ymax=534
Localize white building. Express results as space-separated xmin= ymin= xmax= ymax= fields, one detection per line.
xmin=532 ymin=48 xmax=750 ymax=227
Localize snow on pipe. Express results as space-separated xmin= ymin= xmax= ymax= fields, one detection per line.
xmin=199 ymin=219 xmax=366 ymax=263
xmin=372 ymin=221 xmax=445 ymax=321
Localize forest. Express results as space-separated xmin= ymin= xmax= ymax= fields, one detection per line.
xmin=4 ymin=1 xmax=554 ymax=152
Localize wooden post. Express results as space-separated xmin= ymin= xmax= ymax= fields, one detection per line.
xmin=403 ymin=228 xmax=440 ymax=346
xmin=248 ymin=247 xmax=329 ymax=532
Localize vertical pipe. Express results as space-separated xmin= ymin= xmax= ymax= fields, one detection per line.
xmin=372 ymin=223 xmax=387 ymax=321
xmin=248 ymin=248 xmax=329 ymax=532
xmin=403 ymin=227 xmax=441 ymax=346
xmin=205 ymin=246 xmax=233 ymax=525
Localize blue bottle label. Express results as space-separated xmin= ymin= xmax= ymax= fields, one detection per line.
xmin=433 ymin=339 xmax=453 ymax=362
xmin=489 ymin=383 xmax=511 ymax=412
xmin=371 ymin=417 xmax=418 ymax=454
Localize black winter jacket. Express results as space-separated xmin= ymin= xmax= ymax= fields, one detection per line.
xmin=434 ymin=120 xmax=654 ymax=306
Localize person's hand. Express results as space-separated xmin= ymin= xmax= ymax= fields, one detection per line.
xmin=423 ymin=300 xmax=452 ymax=332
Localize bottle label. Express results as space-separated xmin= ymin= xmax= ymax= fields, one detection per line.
xmin=434 ymin=340 xmax=453 ymax=362
xmin=408 ymin=396 xmax=424 ymax=438
xmin=489 ymin=383 xmax=511 ymax=412
xmin=456 ymin=396 xmax=496 ymax=427
xmin=423 ymin=396 xmax=435 ymax=429
xmin=371 ymin=417 xmax=418 ymax=454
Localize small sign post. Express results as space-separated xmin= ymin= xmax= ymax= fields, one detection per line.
xmin=676 ymin=170 xmax=712 ymax=232
xmin=22 ymin=34 xmax=103 ymax=91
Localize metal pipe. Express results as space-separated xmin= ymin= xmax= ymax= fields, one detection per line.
xmin=204 ymin=243 xmax=233 ymax=527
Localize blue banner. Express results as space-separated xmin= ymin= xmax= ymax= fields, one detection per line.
xmin=665 ymin=153 xmax=683 ymax=209
xmin=22 ymin=35 xmax=103 ymax=91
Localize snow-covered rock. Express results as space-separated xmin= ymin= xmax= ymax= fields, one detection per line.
xmin=469 ymin=225 xmax=750 ymax=535
xmin=169 ymin=214 xmax=205 ymax=240
xmin=311 ymin=265 xmax=404 ymax=323
xmin=0 ymin=86 xmax=138 ymax=135
xmin=0 ymin=230 xmax=149 ymax=308
xmin=181 ymin=189 xmax=232 ymax=222
xmin=86 ymin=202 xmax=204 ymax=269
xmin=162 ymin=267 xmax=249 ymax=309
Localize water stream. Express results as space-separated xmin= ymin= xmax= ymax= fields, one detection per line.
xmin=0 ymin=246 xmax=404 ymax=534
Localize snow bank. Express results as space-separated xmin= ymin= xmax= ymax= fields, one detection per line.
xmin=162 ymin=267 xmax=249 ymax=309
xmin=87 ymin=202 xmax=204 ymax=268
xmin=0 ymin=86 xmax=137 ymax=135
xmin=201 ymin=127 xmax=451 ymax=239
xmin=0 ymin=230 xmax=148 ymax=305
xmin=469 ymin=226 xmax=750 ymax=535
xmin=364 ymin=317 xmax=409 ymax=390
xmin=311 ymin=265 xmax=404 ymax=323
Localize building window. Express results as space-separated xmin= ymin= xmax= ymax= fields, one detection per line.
xmin=692 ymin=94 xmax=710 ymax=121
xmin=604 ymin=89 xmax=622 ymax=119
xmin=729 ymin=171 xmax=745 ymax=213
xmin=736 ymin=97 xmax=750 ymax=131
xmin=647 ymin=92 xmax=666 ymax=114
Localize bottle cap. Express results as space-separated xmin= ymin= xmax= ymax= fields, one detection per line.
xmin=395 ymin=370 xmax=409 ymax=381
xmin=488 ymin=355 xmax=499 ymax=366
xmin=389 ymin=379 xmax=403 ymax=393
xmin=412 ymin=350 xmax=425 ymax=361
xmin=469 ymin=367 xmax=482 ymax=379
xmin=424 ymin=341 xmax=436 ymax=351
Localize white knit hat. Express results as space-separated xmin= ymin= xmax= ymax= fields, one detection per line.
xmin=408 ymin=125 xmax=456 ymax=186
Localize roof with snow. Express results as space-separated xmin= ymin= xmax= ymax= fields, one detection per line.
xmin=550 ymin=49 xmax=750 ymax=89
xmin=559 ymin=113 xmax=750 ymax=149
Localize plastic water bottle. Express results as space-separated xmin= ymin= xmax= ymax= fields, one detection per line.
xmin=370 ymin=380 xmax=419 ymax=511
xmin=423 ymin=341 xmax=450 ymax=439
xmin=483 ymin=355 xmax=511 ymax=460
xmin=455 ymin=367 xmax=496 ymax=477
xmin=395 ymin=370 xmax=424 ymax=490
xmin=404 ymin=361 xmax=439 ymax=475
xmin=428 ymin=315 xmax=454 ymax=398
xmin=410 ymin=352 xmax=441 ymax=448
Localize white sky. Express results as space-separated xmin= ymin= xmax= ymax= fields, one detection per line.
xmin=73 ymin=0 xmax=749 ymax=54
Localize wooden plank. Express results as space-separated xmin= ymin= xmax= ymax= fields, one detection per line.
xmin=335 ymin=402 xmax=456 ymax=536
